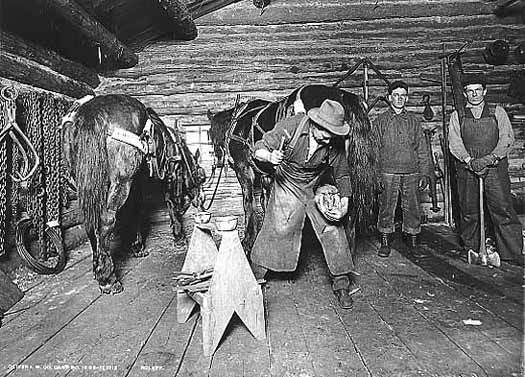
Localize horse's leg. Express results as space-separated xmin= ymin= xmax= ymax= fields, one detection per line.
xmin=235 ymin=161 xmax=257 ymax=254
xmin=128 ymin=171 xmax=148 ymax=257
xmin=96 ymin=179 xmax=135 ymax=294
xmin=167 ymin=202 xmax=184 ymax=242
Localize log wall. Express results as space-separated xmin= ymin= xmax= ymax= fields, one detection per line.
xmin=97 ymin=0 xmax=525 ymax=222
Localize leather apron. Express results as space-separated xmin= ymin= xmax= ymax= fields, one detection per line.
xmin=251 ymin=118 xmax=353 ymax=275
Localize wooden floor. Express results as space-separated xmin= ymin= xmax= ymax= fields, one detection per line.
xmin=0 ymin=183 xmax=523 ymax=377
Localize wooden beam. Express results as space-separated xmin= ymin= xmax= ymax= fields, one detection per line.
xmin=0 ymin=31 xmax=100 ymax=88
xmin=0 ymin=51 xmax=95 ymax=98
xmin=44 ymin=0 xmax=138 ymax=70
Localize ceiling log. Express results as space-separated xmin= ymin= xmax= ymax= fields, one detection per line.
xmin=189 ymin=0 xmax=241 ymax=19
xmin=0 ymin=30 xmax=100 ymax=88
xmin=0 ymin=51 xmax=95 ymax=99
xmin=158 ymin=0 xmax=198 ymax=40
xmin=44 ymin=0 xmax=138 ymax=70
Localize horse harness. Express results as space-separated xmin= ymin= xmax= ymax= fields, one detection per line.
xmin=63 ymin=96 xmax=191 ymax=184
xmin=225 ymin=91 xmax=305 ymax=176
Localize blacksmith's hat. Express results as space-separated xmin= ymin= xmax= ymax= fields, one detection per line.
xmin=307 ymin=99 xmax=350 ymax=136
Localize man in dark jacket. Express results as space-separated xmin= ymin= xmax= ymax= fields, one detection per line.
xmin=250 ymin=99 xmax=356 ymax=309
xmin=376 ymin=80 xmax=432 ymax=257
xmin=448 ymin=74 xmax=523 ymax=266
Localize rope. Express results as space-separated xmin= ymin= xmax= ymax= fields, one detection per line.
xmin=202 ymin=159 xmax=224 ymax=211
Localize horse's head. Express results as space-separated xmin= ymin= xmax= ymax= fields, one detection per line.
xmin=163 ymin=141 xmax=206 ymax=214
xmin=207 ymin=108 xmax=233 ymax=168
xmin=186 ymin=148 xmax=207 ymax=209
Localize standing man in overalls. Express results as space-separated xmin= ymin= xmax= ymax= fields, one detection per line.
xmin=448 ymin=74 xmax=523 ymax=266
xmin=250 ymin=99 xmax=356 ymax=309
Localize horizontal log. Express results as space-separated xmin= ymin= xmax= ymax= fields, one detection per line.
xmin=195 ymin=0 xmax=495 ymax=26
xmin=0 ymin=77 xmax=72 ymax=100
xmin=193 ymin=14 xmax=522 ymax=40
xmin=44 ymin=0 xmax=138 ymax=70
xmin=0 ymin=31 xmax=100 ymax=88
xmin=0 ymin=52 xmax=95 ymax=98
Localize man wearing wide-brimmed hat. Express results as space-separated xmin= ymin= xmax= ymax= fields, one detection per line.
xmin=251 ymin=99 xmax=357 ymax=309
xmin=448 ymin=73 xmax=523 ymax=266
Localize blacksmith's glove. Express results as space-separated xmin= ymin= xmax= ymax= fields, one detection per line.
xmin=418 ymin=175 xmax=430 ymax=191
xmin=470 ymin=154 xmax=498 ymax=172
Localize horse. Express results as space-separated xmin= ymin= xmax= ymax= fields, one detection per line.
xmin=207 ymin=84 xmax=380 ymax=253
xmin=62 ymin=94 xmax=206 ymax=294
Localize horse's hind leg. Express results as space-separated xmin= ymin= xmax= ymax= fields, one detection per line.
xmin=128 ymin=171 xmax=148 ymax=257
xmin=235 ymin=162 xmax=257 ymax=254
xmin=96 ymin=179 xmax=135 ymax=294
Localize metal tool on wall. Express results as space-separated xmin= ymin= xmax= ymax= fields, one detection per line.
xmin=333 ymin=57 xmax=391 ymax=113
xmin=422 ymin=94 xmax=434 ymax=121
xmin=423 ymin=128 xmax=442 ymax=213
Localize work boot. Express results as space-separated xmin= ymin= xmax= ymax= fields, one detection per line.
xmin=403 ymin=233 xmax=425 ymax=258
xmin=332 ymin=275 xmax=354 ymax=309
xmin=334 ymin=288 xmax=354 ymax=309
xmin=402 ymin=232 xmax=418 ymax=248
xmin=378 ymin=233 xmax=391 ymax=257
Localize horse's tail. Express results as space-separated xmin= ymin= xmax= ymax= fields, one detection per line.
xmin=69 ymin=111 xmax=109 ymax=234
xmin=344 ymin=94 xmax=381 ymax=230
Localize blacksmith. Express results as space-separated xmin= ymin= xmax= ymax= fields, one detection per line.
xmin=375 ymin=80 xmax=432 ymax=257
xmin=448 ymin=74 xmax=523 ymax=266
xmin=250 ymin=99 xmax=356 ymax=309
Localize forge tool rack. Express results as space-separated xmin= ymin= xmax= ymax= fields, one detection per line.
xmin=176 ymin=213 xmax=265 ymax=356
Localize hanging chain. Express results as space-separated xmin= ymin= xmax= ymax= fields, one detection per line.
xmin=42 ymin=94 xmax=56 ymax=255
xmin=22 ymin=93 xmax=46 ymax=260
xmin=0 ymin=99 xmax=8 ymax=257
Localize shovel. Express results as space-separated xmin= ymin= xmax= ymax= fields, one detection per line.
xmin=468 ymin=175 xmax=501 ymax=267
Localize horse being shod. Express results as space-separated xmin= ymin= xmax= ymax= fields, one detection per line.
xmin=208 ymin=84 xmax=380 ymax=253
xmin=62 ymin=94 xmax=206 ymax=294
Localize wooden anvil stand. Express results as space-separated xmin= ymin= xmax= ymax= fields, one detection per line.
xmin=176 ymin=215 xmax=265 ymax=356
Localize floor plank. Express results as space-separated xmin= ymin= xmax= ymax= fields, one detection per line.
xmin=363 ymin=238 xmax=522 ymax=377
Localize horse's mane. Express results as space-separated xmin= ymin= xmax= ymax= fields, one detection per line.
xmin=146 ymin=107 xmax=198 ymax=176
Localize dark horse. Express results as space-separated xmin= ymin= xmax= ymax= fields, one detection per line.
xmin=208 ymin=84 xmax=380 ymax=252
xmin=63 ymin=94 xmax=206 ymax=294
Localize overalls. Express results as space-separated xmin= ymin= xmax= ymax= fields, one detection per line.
xmin=456 ymin=105 xmax=523 ymax=261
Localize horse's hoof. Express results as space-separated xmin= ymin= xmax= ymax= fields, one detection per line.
xmin=132 ymin=249 xmax=149 ymax=258
xmin=99 ymin=281 xmax=124 ymax=295
xmin=131 ymin=243 xmax=149 ymax=258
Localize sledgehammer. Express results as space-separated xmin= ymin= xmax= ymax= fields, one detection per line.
xmin=468 ymin=175 xmax=500 ymax=267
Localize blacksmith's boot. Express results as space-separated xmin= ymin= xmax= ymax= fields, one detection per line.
xmin=378 ymin=233 xmax=391 ymax=258
xmin=332 ymin=275 xmax=354 ymax=309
